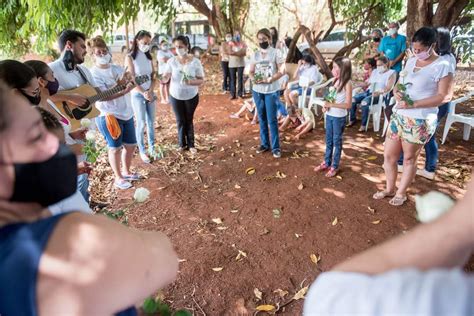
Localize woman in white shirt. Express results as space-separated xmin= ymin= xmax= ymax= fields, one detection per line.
xmin=374 ymin=27 xmax=452 ymax=206
xmin=350 ymin=56 xmax=396 ymax=132
xmin=125 ymin=30 xmax=157 ymax=163
xmin=161 ymin=35 xmax=204 ymax=154
xmin=157 ymin=40 xmax=173 ymax=104
xmin=89 ymin=36 xmax=138 ymax=190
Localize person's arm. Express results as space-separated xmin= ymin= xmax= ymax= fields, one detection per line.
xmin=185 ymin=61 xmax=204 ymax=86
xmin=397 ymin=75 xmax=451 ymax=109
xmin=235 ymin=44 xmax=247 ymax=57
xmin=333 ymin=178 xmax=474 ymax=274
xmin=266 ymin=62 xmax=284 ymax=84
xmin=390 ymin=51 xmax=406 ymax=68
xmin=50 ymin=93 xmax=88 ymax=108
xmin=325 ymin=81 xmax=353 ymax=109
xmin=37 ymin=212 xmax=178 ymax=315
xmin=92 ymin=69 xmax=134 ymax=102
xmin=126 ymin=55 xmax=146 ymax=95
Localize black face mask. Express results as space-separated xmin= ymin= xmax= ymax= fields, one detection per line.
xmin=20 ymin=90 xmax=41 ymax=105
xmin=9 ymin=144 xmax=78 ymax=207
xmin=373 ymin=37 xmax=381 ymax=43
xmin=259 ymin=41 xmax=269 ymax=50
xmin=63 ymin=49 xmax=75 ymax=71
xmin=45 ymin=78 xmax=59 ymax=96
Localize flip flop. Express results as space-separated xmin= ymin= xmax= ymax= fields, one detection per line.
xmin=314 ymin=162 xmax=329 ymax=172
xmin=372 ymin=191 xmax=396 ymax=200
xmin=325 ymin=167 xmax=337 ymax=177
xmin=114 ymin=179 xmax=132 ymax=190
xmin=123 ymin=173 xmax=142 ymax=181
xmin=389 ymin=195 xmax=407 ymax=206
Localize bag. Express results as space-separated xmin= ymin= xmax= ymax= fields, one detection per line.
xmin=105 ymin=114 xmax=121 ymax=140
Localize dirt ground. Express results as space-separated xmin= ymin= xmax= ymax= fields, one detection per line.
xmin=95 ymin=88 xmax=473 ymax=314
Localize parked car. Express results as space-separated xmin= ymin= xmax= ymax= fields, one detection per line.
xmin=297 ymin=30 xmax=348 ymax=58
xmin=108 ymin=34 xmax=134 ymax=53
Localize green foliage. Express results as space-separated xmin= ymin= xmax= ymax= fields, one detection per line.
xmin=100 ymin=209 xmax=129 ymax=225
xmin=142 ymin=297 xmax=191 ymax=316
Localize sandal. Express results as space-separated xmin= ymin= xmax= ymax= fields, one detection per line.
xmin=389 ymin=195 xmax=407 ymax=206
xmin=123 ymin=173 xmax=142 ymax=181
xmin=325 ymin=167 xmax=337 ymax=177
xmin=114 ymin=179 xmax=132 ymax=190
xmin=372 ymin=190 xmax=396 ymax=200
xmin=314 ymin=162 xmax=329 ymax=172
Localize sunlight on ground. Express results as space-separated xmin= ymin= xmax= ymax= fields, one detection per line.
xmin=322 ymin=187 xmax=346 ymax=198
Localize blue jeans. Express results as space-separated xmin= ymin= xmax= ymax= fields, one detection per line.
xmin=350 ymin=91 xmax=378 ymax=126
xmin=252 ymin=90 xmax=280 ymax=152
xmin=77 ymin=173 xmax=89 ymax=203
xmin=276 ymin=98 xmax=288 ymax=117
xmin=131 ymin=92 xmax=156 ymax=154
xmin=324 ymin=115 xmax=346 ymax=169
xmin=397 ymin=102 xmax=450 ymax=171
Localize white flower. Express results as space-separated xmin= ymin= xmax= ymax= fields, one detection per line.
xmin=399 ymin=70 xmax=408 ymax=78
xmin=80 ymin=118 xmax=92 ymax=129
xmin=85 ymin=130 xmax=96 ymax=142
xmin=415 ymin=191 xmax=455 ymax=223
xmin=133 ymin=187 xmax=150 ymax=203
xmin=329 ymin=86 xmax=336 ymax=92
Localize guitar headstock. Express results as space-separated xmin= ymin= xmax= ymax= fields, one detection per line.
xmin=135 ymin=75 xmax=150 ymax=85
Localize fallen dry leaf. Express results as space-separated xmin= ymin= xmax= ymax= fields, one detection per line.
xmin=274 ymin=289 xmax=289 ymax=298
xmin=310 ymin=253 xmax=321 ymax=264
xmin=332 ymin=217 xmax=338 ymax=226
xmin=178 ymin=259 xmax=187 ymax=263
xmin=236 ymin=250 xmax=247 ymax=260
xmin=235 ymin=184 xmax=242 ymax=189
xmin=367 ymin=206 xmax=376 ymax=214
xmin=254 ymin=288 xmax=263 ymax=300
xmin=295 ymin=233 xmax=302 ymax=238
xmin=246 ymin=167 xmax=256 ymax=175
xmin=367 ymin=156 xmax=377 ymax=161
xmin=272 ymin=209 xmax=282 ymax=219
xmin=298 ymin=183 xmax=304 ymax=190
xmin=212 ymin=267 xmax=224 ymax=272
xmin=336 ymin=175 xmax=343 ymax=180
xmin=256 ymin=305 xmax=275 ymax=312
xmin=217 ymin=226 xmax=228 ymax=230
xmin=261 ymin=227 xmax=270 ymax=235
xmin=293 ymin=286 xmax=309 ymax=300
xmin=276 ymin=171 xmax=287 ymax=179
xmin=212 ymin=218 xmax=223 ymax=224
xmin=371 ymin=220 xmax=381 ymax=225
xmin=230 ymin=209 xmax=239 ymax=213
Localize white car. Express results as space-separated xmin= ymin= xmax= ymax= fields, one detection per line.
xmin=297 ymin=30 xmax=347 ymax=58
xmin=108 ymin=34 xmax=134 ymax=53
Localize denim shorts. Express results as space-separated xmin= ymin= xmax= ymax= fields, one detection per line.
xmin=96 ymin=116 xmax=137 ymax=148
xmin=291 ymin=85 xmax=311 ymax=96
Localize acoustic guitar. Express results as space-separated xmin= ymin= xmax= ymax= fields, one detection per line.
xmin=54 ymin=74 xmax=150 ymax=131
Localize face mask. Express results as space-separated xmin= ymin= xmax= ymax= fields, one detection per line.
xmin=225 ymin=36 xmax=232 ymax=42
xmin=377 ymin=65 xmax=386 ymax=72
xmin=63 ymin=49 xmax=75 ymax=71
xmin=363 ymin=64 xmax=370 ymax=71
xmin=415 ymin=45 xmax=433 ymax=61
xmin=373 ymin=37 xmax=381 ymax=42
xmin=138 ymin=44 xmax=150 ymax=53
xmin=259 ymin=41 xmax=269 ymax=50
xmin=194 ymin=52 xmax=200 ymax=58
xmin=20 ymin=90 xmax=41 ymax=105
xmin=8 ymin=144 xmax=78 ymax=207
xmin=331 ymin=67 xmax=340 ymax=79
xmin=176 ymin=48 xmax=187 ymax=56
xmin=96 ymin=54 xmax=111 ymax=65
xmin=162 ymin=45 xmax=169 ymax=50
xmin=45 ymin=78 xmax=59 ymax=96
xmin=234 ymin=35 xmax=241 ymax=42
xmin=388 ymin=28 xmax=397 ymax=36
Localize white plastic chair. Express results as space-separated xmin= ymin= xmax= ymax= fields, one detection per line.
xmin=441 ymin=91 xmax=474 ymax=144
xmin=365 ymin=83 xmax=394 ymax=132
xmin=381 ymin=96 xmax=396 ymax=137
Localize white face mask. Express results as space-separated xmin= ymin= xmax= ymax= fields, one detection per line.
xmin=388 ymin=28 xmax=397 ymax=36
xmin=96 ymin=54 xmax=111 ymax=65
xmin=176 ymin=48 xmax=187 ymax=56
xmin=138 ymin=44 xmax=150 ymax=53
xmin=225 ymin=36 xmax=232 ymax=42
xmin=161 ymin=44 xmax=169 ymax=50
xmin=377 ymin=65 xmax=386 ymax=73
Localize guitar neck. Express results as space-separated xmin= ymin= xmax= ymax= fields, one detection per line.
xmin=89 ymin=84 xmax=126 ymax=103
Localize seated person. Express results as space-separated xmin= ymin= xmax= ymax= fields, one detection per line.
xmin=229 ymin=98 xmax=258 ymax=125
xmin=293 ymin=107 xmax=316 ymax=140
xmin=284 ymin=54 xmax=322 ymax=111
xmin=349 ymin=56 xmax=395 ymax=131
xmin=353 ymin=58 xmax=377 ymax=95
xmin=0 ymin=85 xmax=178 ymax=315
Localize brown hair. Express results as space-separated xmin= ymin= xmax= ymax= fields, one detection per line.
xmin=36 ymin=107 xmax=63 ymax=131
xmin=87 ymin=36 xmax=108 ymax=54
xmin=333 ymin=57 xmax=351 ymax=93
xmin=377 ymin=56 xmax=389 ymax=65
xmin=0 ymin=80 xmax=10 ymax=132
xmin=256 ymin=28 xmax=272 ymax=41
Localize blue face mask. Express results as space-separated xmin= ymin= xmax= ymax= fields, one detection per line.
xmin=234 ymin=35 xmax=241 ymax=42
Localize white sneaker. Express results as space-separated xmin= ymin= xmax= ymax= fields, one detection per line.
xmin=140 ymin=153 xmax=151 ymax=163
xmin=189 ymin=148 xmax=197 ymax=155
xmin=416 ymin=169 xmax=435 ymax=180
xmin=397 ymin=165 xmax=403 ymax=173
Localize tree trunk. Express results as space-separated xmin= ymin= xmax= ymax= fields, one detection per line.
xmin=432 ymin=0 xmax=470 ymax=28
xmin=406 ymin=0 xmax=430 ymax=39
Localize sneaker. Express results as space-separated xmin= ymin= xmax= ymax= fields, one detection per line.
xmin=256 ymin=146 xmax=269 ymax=154
xmin=123 ymin=173 xmax=142 ymax=181
xmin=114 ymin=179 xmax=132 ymax=190
xmin=189 ymin=147 xmax=197 ymax=155
xmin=140 ymin=153 xmax=151 ymax=163
xmin=272 ymin=150 xmax=281 ymax=158
xmin=358 ymin=126 xmax=366 ymax=132
xmin=397 ymin=164 xmax=403 ymax=173
xmin=347 ymin=120 xmax=357 ymax=127
xmin=416 ymin=168 xmax=435 ymax=180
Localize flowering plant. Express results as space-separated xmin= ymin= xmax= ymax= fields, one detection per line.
xmin=323 ymin=86 xmax=337 ymax=103
xmin=82 ymin=130 xmax=105 ymax=163
xmin=396 ymin=70 xmax=414 ymax=107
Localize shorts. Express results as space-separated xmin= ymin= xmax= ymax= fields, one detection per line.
xmin=388 ymin=112 xmax=437 ymax=145
xmin=290 ymin=85 xmax=311 ymax=96
xmin=96 ymin=116 xmax=137 ymax=148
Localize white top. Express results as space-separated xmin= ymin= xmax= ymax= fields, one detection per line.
xmin=327 ymin=84 xmax=348 ymax=118
xmin=300 ymin=65 xmax=322 ymax=85
xmin=46 ymin=99 xmax=75 ymax=145
xmin=368 ymin=68 xmax=395 ymax=92
xmin=157 ymin=50 xmax=174 ymax=74
xmin=130 ymin=51 xmax=153 ymax=90
xmin=90 ymin=65 xmax=134 ymax=120
xmin=48 ymin=191 xmax=92 ymax=216
xmin=165 ymin=56 xmax=204 ymax=100
xmin=395 ymin=56 xmax=451 ymax=119
xmin=251 ymin=47 xmax=284 ymax=94
xmin=440 ymin=53 xmax=456 ymax=74
xmin=48 ymin=59 xmax=96 ymax=90
xmin=304 ymin=268 xmax=473 ymax=315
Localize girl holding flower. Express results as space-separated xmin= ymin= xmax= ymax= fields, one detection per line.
xmin=373 ymin=27 xmax=452 ymax=206
xmin=161 ymin=35 xmax=204 ymax=154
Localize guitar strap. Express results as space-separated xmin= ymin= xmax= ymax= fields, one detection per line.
xmin=76 ymin=65 xmax=91 ymax=86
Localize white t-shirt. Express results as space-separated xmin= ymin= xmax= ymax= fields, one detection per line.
xmin=90 ymin=65 xmax=134 ymax=121
xmin=368 ymin=68 xmax=395 ymax=92
xmin=304 ymin=268 xmax=473 ymax=315
xmin=251 ymin=47 xmax=284 ymax=94
xmin=395 ymin=56 xmax=451 ymax=119
xmin=327 ymin=84 xmax=348 ymax=118
xmin=48 ymin=59 xmax=96 ymax=90
xmin=300 ymin=65 xmax=322 ymax=85
xmin=48 ymin=191 xmax=92 ymax=216
xmin=165 ymin=56 xmax=204 ymax=100
xmin=157 ymin=50 xmax=174 ymax=74
xmin=440 ymin=53 xmax=456 ymax=74
xmin=129 ymin=51 xmax=153 ymax=91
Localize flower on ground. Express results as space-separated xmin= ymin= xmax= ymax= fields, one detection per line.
xmin=415 ymin=191 xmax=454 ymax=223
xmin=134 ymin=187 xmax=150 ymax=203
